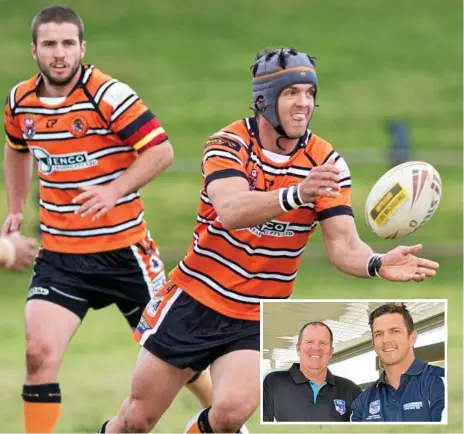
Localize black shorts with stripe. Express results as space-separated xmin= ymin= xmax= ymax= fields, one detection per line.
xmin=27 ymin=237 xmax=166 ymax=328
xmin=135 ymin=283 xmax=260 ymax=371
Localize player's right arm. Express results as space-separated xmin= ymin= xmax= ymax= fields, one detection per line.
xmin=208 ymin=177 xmax=286 ymax=229
xmin=206 ymin=140 xmax=341 ymax=230
xmin=2 ymin=97 xmax=34 ymax=236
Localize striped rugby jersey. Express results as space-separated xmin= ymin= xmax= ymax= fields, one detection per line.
xmin=4 ymin=64 xmax=167 ymax=253
xmin=169 ymin=117 xmax=353 ymax=321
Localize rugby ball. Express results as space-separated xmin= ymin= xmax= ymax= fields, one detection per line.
xmin=365 ymin=161 xmax=442 ymax=239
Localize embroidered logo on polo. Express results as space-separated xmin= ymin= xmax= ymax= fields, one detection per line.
xmin=333 ymin=399 xmax=346 ymax=415
xmin=403 ymin=401 xmax=424 ymax=411
xmin=366 ymin=400 xmax=382 ymax=420
xmin=369 ymin=399 xmax=380 ymax=414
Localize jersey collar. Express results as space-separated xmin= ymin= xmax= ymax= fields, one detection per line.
xmin=290 ymin=363 xmax=336 ymax=385
xmin=35 ymin=64 xmax=94 ymax=97
xmin=245 ymin=116 xmax=311 ymax=155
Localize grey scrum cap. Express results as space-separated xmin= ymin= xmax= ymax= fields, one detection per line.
xmin=252 ymin=48 xmax=318 ymax=136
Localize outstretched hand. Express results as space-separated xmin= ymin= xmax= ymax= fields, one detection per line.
xmin=379 ymin=244 xmax=439 ymax=282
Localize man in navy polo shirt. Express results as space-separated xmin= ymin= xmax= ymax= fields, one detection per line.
xmin=351 ymin=303 xmax=445 ymax=422
xmin=263 ymin=321 xmax=361 ymax=422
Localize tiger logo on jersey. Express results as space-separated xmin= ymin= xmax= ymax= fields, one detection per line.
xmin=70 ymin=116 xmax=89 ymax=137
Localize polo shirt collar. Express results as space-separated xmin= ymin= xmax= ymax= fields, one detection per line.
xmin=376 ymin=357 xmax=426 ymax=387
xmin=289 ymin=363 xmax=336 ymax=385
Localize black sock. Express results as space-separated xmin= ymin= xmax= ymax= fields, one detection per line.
xmin=187 ymin=370 xmax=202 ymax=384
xmin=198 ymin=407 xmax=214 ymax=433
xmin=22 ymin=383 xmax=61 ymax=403
xmin=98 ymin=420 xmax=109 ymax=433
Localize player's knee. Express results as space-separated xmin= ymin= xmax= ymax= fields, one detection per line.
xmin=124 ymin=398 xmax=157 ymax=433
xmin=25 ymin=338 xmax=57 ymax=376
xmin=122 ymin=416 xmax=152 ymax=433
xmin=211 ymin=399 xmax=253 ymax=432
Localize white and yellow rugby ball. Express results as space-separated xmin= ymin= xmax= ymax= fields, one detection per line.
xmin=365 ymin=161 xmax=442 ymax=239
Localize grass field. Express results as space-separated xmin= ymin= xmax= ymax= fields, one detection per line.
xmin=0 ymin=0 xmax=462 ymax=432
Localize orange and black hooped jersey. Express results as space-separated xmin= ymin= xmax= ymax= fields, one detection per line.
xmin=170 ymin=117 xmax=353 ymax=321
xmin=4 ymin=64 xmax=167 ymax=254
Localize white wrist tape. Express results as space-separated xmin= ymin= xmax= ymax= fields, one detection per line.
xmin=279 ymin=185 xmax=304 ymax=213
xmin=0 ymin=237 xmax=16 ymax=269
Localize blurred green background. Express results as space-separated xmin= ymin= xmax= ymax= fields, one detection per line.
xmin=0 ymin=0 xmax=462 ymax=432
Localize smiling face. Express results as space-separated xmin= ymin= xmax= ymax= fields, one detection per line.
xmin=297 ymin=324 xmax=333 ymax=373
xmin=277 ymin=83 xmax=315 ymax=138
xmin=372 ymin=313 xmax=417 ymax=367
xmin=31 ymin=22 xmax=85 ymax=87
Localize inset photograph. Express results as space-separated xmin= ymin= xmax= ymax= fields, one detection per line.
xmin=261 ymin=300 xmax=446 ymax=424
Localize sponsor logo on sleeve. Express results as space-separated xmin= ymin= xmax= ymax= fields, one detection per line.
xmin=205 ymin=137 xmax=240 ymax=152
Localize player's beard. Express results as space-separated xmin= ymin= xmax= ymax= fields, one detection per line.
xmin=37 ymin=57 xmax=82 ymax=87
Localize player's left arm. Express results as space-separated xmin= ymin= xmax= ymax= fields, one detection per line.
xmin=321 ymin=215 xmax=374 ymax=277
xmin=316 ymin=156 xmax=438 ymax=281
xmin=315 ymin=154 xmax=374 ymax=278
xmin=321 ymin=216 xmax=439 ymax=281
xmin=74 ymin=83 xmax=173 ymax=220
xmin=74 ymin=140 xmax=173 ymax=221
xmin=427 ymin=373 xmax=446 ymax=422
xmin=110 ymin=140 xmax=173 ymax=197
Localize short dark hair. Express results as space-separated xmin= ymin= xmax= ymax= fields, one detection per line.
xmin=32 ymin=5 xmax=84 ymax=44
xmin=297 ymin=321 xmax=333 ymax=347
xmin=369 ymin=303 xmax=414 ymax=335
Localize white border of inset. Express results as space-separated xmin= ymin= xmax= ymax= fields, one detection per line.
xmin=259 ymin=298 xmax=448 ymax=426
